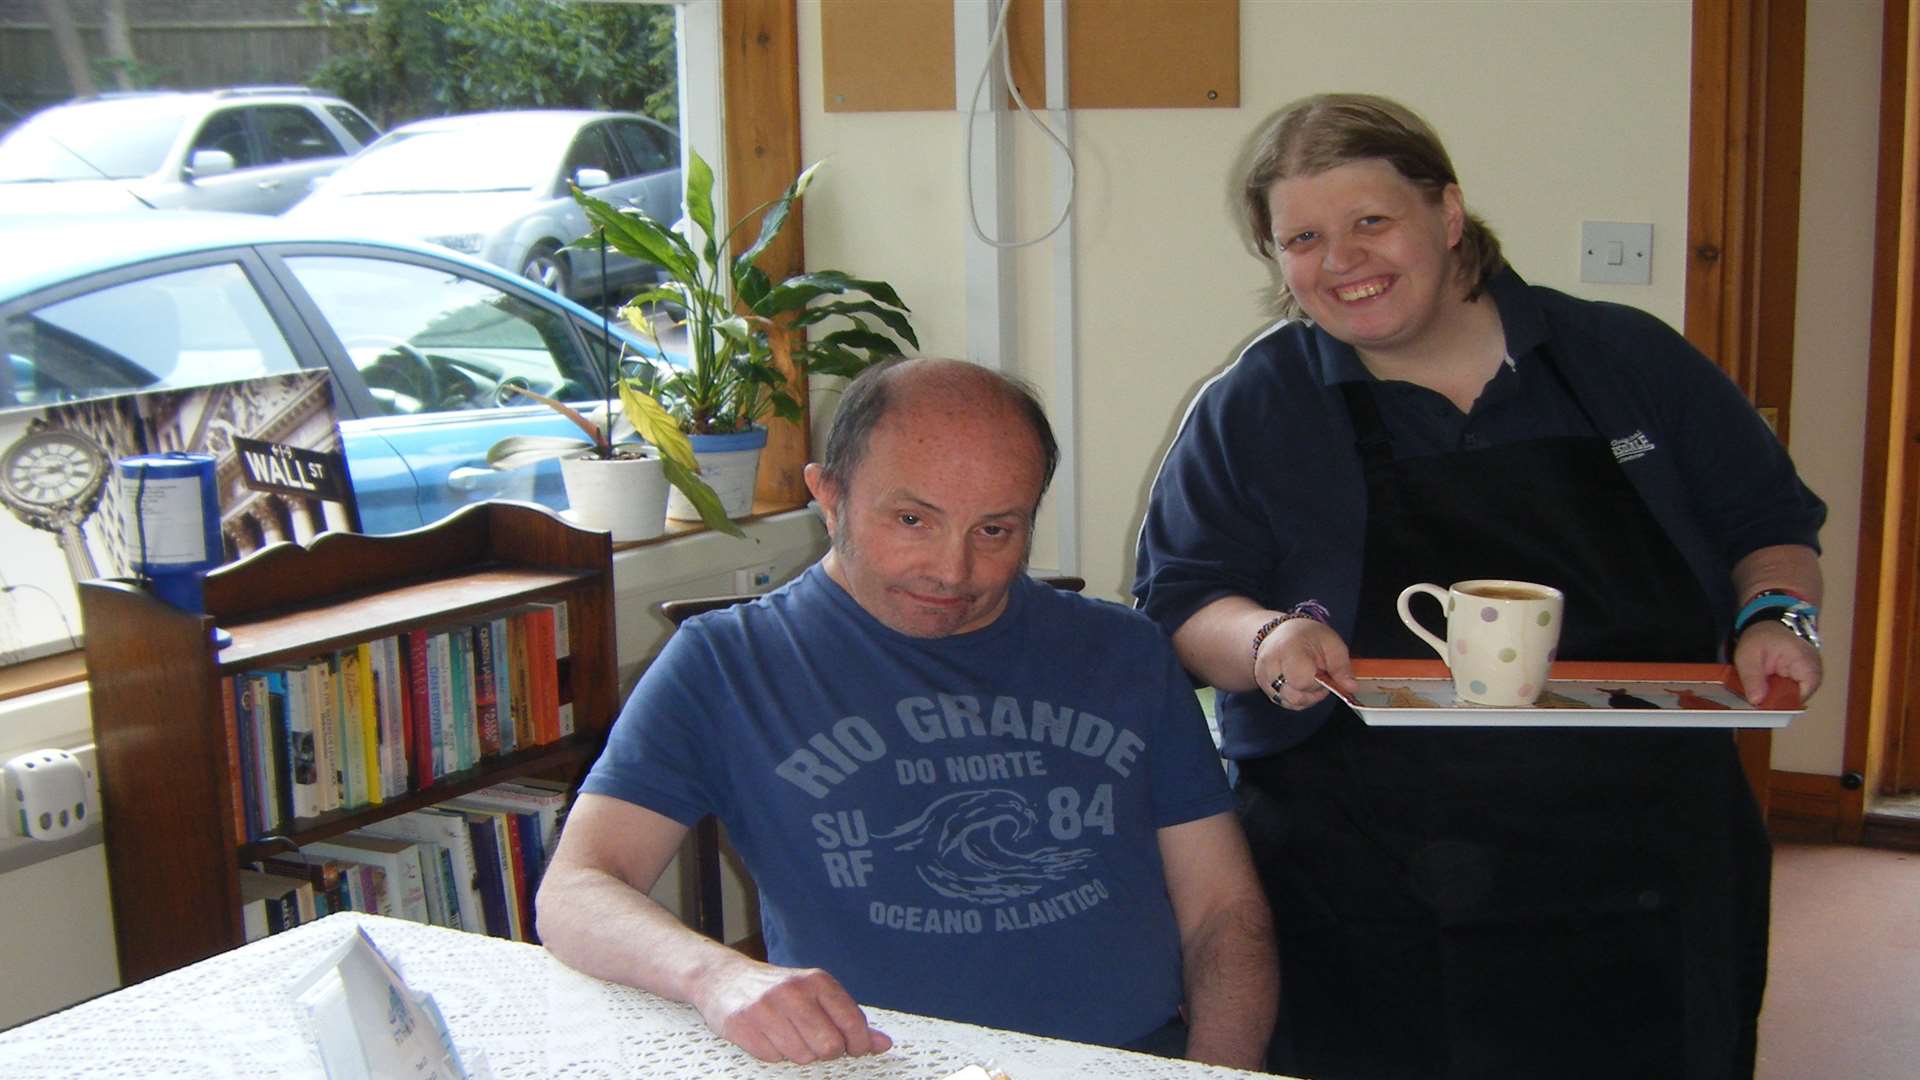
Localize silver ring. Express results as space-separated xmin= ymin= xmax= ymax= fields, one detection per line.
xmin=1269 ymin=674 xmax=1287 ymax=693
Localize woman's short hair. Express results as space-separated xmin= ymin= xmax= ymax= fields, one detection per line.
xmin=1241 ymin=93 xmax=1505 ymax=317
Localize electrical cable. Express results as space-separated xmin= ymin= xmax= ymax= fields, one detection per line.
xmin=963 ymin=0 xmax=1077 ymax=249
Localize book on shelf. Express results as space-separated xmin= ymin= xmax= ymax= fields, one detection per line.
xmin=453 ymin=779 xmax=571 ymax=869
xmin=472 ymin=622 xmax=501 ymax=758
xmin=357 ymin=808 xmax=484 ymax=934
xmin=285 ymin=662 xmax=320 ymax=821
xmin=252 ymin=673 xmax=287 ymax=832
xmin=302 ymin=834 xmax=431 ymax=925
xmin=402 ymin=630 xmax=433 ymax=790
xmin=353 ymin=642 xmax=382 ymax=804
xmin=371 ymin=637 xmax=406 ymax=800
xmin=238 ymin=868 xmax=313 ymax=941
xmin=317 ymin=655 xmax=343 ymax=812
xmin=456 ymin=811 xmax=512 ymax=939
xmin=257 ymin=854 xmax=350 ymax=919
xmin=449 ymin=630 xmax=475 ymax=772
xmin=489 ymin=619 xmax=514 ymax=754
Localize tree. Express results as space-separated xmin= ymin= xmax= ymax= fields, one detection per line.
xmin=303 ymin=0 xmax=678 ymax=129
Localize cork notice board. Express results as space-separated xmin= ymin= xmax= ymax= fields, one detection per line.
xmin=822 ymin=0 xmax=1239 ymax=112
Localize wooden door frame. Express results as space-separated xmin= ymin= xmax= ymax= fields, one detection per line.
xmin=1847 ymin=0 xmax=1920 ymax=836
xmin=722 ymin=0 xmax=813 ymax=509
xmin=1685 ymin=0 xmax=1807 ymax=818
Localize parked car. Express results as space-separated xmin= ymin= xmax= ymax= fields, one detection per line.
xmin=0 ymin=87 xmax=379 ymax=216
xmin=282 ymin=110 xmax=680 ymax=303
xmin=0 ymin=211 xmax=668 ymax=534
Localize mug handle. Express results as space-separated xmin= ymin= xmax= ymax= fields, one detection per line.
xmin=1396 ymin=583 xmax=1452 ymax=662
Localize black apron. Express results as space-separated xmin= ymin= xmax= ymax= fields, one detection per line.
xmin=1239 ymin=374 xmax=1771 ymax=1080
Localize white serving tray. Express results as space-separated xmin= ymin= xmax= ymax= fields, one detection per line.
xmin=1324 ymin=660 xmax=1802 ymax=728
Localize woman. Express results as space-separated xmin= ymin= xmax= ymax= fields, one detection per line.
xmin=1134 ymin=94 xmax=1825 ymax=1080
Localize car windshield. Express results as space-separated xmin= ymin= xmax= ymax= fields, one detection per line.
xmin=0 ymin=98 xmax=191 ymax=182
xmin=320 ymin=125 xmax=574 ymax=196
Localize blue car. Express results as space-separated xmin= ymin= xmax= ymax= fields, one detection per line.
xmin=0 ymin=210 xmax=662 ymax=534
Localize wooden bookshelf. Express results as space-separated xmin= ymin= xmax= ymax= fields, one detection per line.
xmin=79 ymin=501 xmax=616 ymax=985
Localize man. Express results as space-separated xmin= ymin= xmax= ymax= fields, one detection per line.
xmin=538 ymin=358 xmax=1277 ymax=1067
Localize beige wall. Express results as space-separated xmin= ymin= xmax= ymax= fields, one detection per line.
xmin=796 ymin=0 xmax=1877 ymax=774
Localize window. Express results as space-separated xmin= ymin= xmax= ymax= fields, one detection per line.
xmin=191 ymin=109 xmax=256 ymax=169
xmin=256 ymin=106 xmax=344 ymax=163
xmin=613 ymin=119 xmax=677 ymax=176
xmin=284 ymin=256 xmax=598 ymax=417
xmin=561 ymin=124 xmax=623 ymax=190
xmin=327 ymin=103 xmax=380 ymax=147
xmin=5 ymin=263 xmax=302 ymax=407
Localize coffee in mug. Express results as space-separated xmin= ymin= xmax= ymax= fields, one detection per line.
xmin=1396 ymin=579 xmax=1564 ymax=706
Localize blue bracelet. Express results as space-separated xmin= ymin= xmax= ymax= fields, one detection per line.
xmin=1734 ymin=590 xmax=1816 ymax=635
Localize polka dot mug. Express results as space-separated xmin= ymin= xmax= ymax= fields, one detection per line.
xmin=1396 ymin=579 xmax=1564 ymax=706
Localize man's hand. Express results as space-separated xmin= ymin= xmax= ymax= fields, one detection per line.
xmin=1732 ymin=619 xmax=1822 ymax=706
xmin=692 ymin=960 xmax=893 ymax=1064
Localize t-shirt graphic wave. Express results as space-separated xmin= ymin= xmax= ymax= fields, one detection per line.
xmin=875 ymin=789 xmax=1096 ymax=903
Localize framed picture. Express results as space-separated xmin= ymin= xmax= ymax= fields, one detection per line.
xmin=0 ymin=370 xmax=354 ymax=667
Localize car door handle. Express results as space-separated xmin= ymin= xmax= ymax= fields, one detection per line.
xmin=447 ymin=465 xmax=510 ymax=492
xmin=257 ymin=179 xmax=282 ymax=190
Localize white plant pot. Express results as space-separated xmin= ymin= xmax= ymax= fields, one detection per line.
xmin=667 ymin=427 xmax=767 ymax=522
xmin=559 ymin=448 xmax=668 ymax=542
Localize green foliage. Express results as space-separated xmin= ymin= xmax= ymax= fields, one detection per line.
xmin=573 ymin=149 xmax=918 ymax=436
xmin=302 ymin=0 xmax=677 ymax=128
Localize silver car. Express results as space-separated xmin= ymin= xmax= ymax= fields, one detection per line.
xmin=283 ymin=110 xmax=681 ymax=302
xmin=0 ymin=87 xmax=379 ymax=215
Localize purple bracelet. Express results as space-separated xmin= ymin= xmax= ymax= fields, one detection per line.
xmin=1249 ymin=600 xmax=1332 ymax=664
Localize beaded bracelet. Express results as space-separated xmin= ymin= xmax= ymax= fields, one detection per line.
xmin=1250 ymin=600 xmax=1332 ymax=665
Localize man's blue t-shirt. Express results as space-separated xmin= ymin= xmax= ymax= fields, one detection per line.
xmin=581 ymin=565 xmax=1234 ymax=1047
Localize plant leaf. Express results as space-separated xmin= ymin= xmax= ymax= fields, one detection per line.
xmin=571 ymin=186 xmax=695 ymax=280
xmin=662 ymin=455 xmax=745 ymax=538
xmin=499 ymin=385 xmax=608 ymax=451
xmin=618 ymin=379 xmax=696 ymax=471
xmin=816 ymin=327 xmax=908 ymax=355
xmin=684 ymin=149 xmax=717 ymax=258
xmin=792 ymin=299 xmax=919 ymax=347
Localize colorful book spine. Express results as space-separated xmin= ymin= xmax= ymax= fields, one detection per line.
xmin=337 ymin=649 xmax=366 ymax=807
xmin=471 ymin=623 xmax=501 ymax=759
xmin=525 ymin=605 xmax=558 ymax=745
xmin=489 ymin=618 xmax=513 ymax=755
xmin=285 ymin=664 xmax=319 ymax=821
xmin=403 ymin=630 xmax=433 ymax=790
xmin=425 ymin=633 xmax=447 ymax=781
xmin=506 ymin=613 xmax=532 ymax=750
xmin=449 ymin=630 xmax=474 ymax=771
xmin=318 ymin=655 xmax=343 ymax=811
xmin=355 ymin=642 xmax=381 ymax=804
xmin=232 ymin=675 xmax=260 ymax=840
xmin=221 ymin=676 xmax=245 ymax=841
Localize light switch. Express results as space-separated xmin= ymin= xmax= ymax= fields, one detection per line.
xmin=1580 ymin=221 xmax=1653 ymax=285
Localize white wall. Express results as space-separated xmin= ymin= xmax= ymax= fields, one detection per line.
xmin=1777 ymin=0 xmax=1881 ymax=774
xmin=795 ymin=0 xmax=1875 ymax=776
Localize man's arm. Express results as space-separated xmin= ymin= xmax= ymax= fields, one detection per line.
xmin=536 ymin=793 xmax=892 ymax=1063
xmin=1156 ymin=811 xmax=1278 ymax=1068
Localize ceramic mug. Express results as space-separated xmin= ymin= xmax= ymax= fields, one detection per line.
xmin=1396 ymin=579 xmax=1564 ymax=706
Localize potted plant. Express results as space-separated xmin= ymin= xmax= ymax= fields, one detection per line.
xmin=485 ymin=358 xmax=742 ymax=542
xmin=571 ymin=150 xmax=918 ymax=520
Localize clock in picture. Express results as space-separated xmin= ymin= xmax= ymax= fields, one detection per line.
xmin=0 ymin=370 xmax=356 ymax=668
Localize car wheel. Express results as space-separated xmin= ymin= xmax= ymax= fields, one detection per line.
xmin=520 ymin=244 xmax=571 ymax=296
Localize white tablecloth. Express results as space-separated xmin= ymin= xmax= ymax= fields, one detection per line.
xmin=0 ymin=913 xmax=1281 ymax=1079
